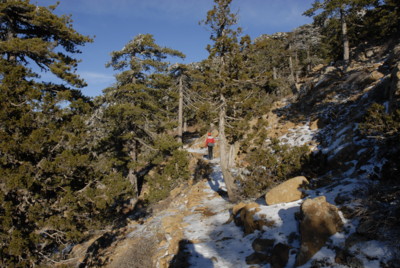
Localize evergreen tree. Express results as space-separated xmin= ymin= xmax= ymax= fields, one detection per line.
xmin=352 ymin=0 xmax=400 ymax=42
xmin=169 ymin=63 xmax=191 ymax=144
xmin=290 ymin=24 xmax=325 ymax=74
xmin=303 ymin=0 xmax=390 ymax=65
xmin=0 ymin=1 xmax=127 ymax=266
xmin=250 ymin=34 xmax=290 ymax=90
xmin=304 ymin=0 xmax=355 ymax=67
xmin=201 ymin=0 xmax=243 ymax=202
xmin=102 ymin=34 xmax=185 ymax=197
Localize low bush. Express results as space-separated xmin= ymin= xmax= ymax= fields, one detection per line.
xmin=240 ymin=138 xmax=310 ymax=198
xmin=144 ymin=149 xmax=190 ymax=204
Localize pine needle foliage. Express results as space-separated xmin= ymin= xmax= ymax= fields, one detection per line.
xmin=0 ymin=1 xmax=133 ymax=266
xmin=240 ymin=139 xmax=310 ymax=199
xmin=359 ymin=103 xmax=400 ymax=181
xmin=145 ymin=149 xmax=191 ymax=204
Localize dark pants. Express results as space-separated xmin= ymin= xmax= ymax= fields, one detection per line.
xmin=208 ymin=145 xmax=213 ymax=160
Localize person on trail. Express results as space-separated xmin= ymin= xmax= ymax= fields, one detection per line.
xmin=205 ymin=132 xmax=215 ymax=160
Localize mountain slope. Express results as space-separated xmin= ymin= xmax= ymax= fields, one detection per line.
xmin=69 ymin=41 xmax=400 ymax=268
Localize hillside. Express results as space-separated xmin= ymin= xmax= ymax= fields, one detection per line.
xmin=2 ymin=1 xmax=400 ymax=267
xmin=64 ymin=41 xmax=400 ymax=267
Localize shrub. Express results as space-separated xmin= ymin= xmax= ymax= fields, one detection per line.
xmin=240 ymin=138 xmax=310 ymax=198
xmin=360 ymin=103 xmax=400 ymax=181
xmin=145 ymin=149 xmax=190 ymax=203
xmin=359 ymin=103 xmax=400 ymax=143
xmin=193 ymin=159 xmax=213 ymax=182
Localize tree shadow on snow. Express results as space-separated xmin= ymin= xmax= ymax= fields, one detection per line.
xmin=207 ymin=165 xmax=230 ymax=201
xmin=169 ymin=239 xmax=214 ymax=268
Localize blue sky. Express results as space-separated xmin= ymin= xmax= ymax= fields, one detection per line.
xmin=34 ymin=0 xmax=314 ymax=97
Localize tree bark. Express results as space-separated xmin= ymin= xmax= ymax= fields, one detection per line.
xmin=128 ymin=149 xmax=138 ymax=197
xmin=295 ymin=51 xmax=299 ymax=83
xmin=340 ymin=7 xmax=350 ymax=69
xmin=6 ymin=22 xmax=16 ymax=62
xmin=183 ymin=118 xmax=187 ymax=132
xmin=289 ymin=44 xmax=295 ymax=83
xmin=219 ymin=94 xmax=238 ymax=202
xmin=227 ymin=142 xmax=237 ymax=169
xmin=127 ymin=168 xmax=138 ymax=198
xmin=273 ymin=67 xmax=278 ymax=80
xmin=178 ymin=76 xmax=183 ymax=144
xmin=306 ymin=48 xmax=311 ymax=74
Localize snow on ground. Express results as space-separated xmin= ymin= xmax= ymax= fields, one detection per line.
xmin=275 ymin=123 xmax=318 ymax=150
xmin=181 ymin=120 xmax=392 ymax=267
xmin=186 ymin=147 xmax=208 ymax=154
xmin=179 ymin=156 xmax=391 ymax=267
xmin=183 ymin=165 xmax=256 ymax=267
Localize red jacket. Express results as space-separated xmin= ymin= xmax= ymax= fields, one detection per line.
xmin=205 ymin=136 xmax=215 ymax=146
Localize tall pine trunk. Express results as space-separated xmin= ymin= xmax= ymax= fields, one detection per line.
xmin=289 ymin=44 xmax=295 ymax=83
xmin=219 ymin=94 xmax=238 ymax=202
xmin=128 ymin=150 xmax=138 ymax=198
xmin=340 ymin=7 xmax=349 ymax=69
xmin=178 ymin=76 xmax=183 ymax=144
xmin=306 ymin=49 xmax=311 ymax=74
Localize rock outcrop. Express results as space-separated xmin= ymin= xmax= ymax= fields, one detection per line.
xmin=296 ymin=196 xmax=343 ymax=266
xmin=265 ymin=176 xmax=309 ymax=205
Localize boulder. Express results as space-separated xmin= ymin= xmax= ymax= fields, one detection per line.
xmin=265 ymin=176 xmax=309 ymax=205
xmin=309 ymin=119 xmax=319 ymax=131
xmin=270 ymin=243 xmax=290 ymax=268
xmin=296 ymin=196 xmax=343 ymax=266
xmin=232 ymin=202 xmax=274 ymax=234
xmin=369 ymin=70 xmax=384 ymax=82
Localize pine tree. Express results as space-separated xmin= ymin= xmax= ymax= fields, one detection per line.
xmin=0 ymin=1 xmax=106 ymax=265
xmin=304 ymin=0 xmax=354 ymax=68
xmin=169 ymin=63 xmax=191 ymax=144
xmin=201 ymin=0 xmax=243 ymax=202
xmin=304 ymin=0 xmax=390 ymax=66
xmin=354 ymin=0 xmax=400 ymax=42
xmin=102 ymin=34 xmax=185 ymax=197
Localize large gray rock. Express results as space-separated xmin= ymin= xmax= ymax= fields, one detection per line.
xmin=296 ymin=196 xmax=343 ymax=266
xmin=265 ymin=176 xmax=309 ymax=205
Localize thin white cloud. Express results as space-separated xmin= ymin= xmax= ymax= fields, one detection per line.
xmin=80 ymin=71 xmax=114 ymax=85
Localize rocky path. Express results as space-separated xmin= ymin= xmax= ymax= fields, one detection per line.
xmin=176 ymin=161 xmax=256 ymax=267
xmin=107 ymin=150 xmax=258 ymax=268
xmin=108 ymin=120 xmax=394 ymax=268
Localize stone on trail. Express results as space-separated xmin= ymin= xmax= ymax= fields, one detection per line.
xmin=296 ymin=196 xmax=343 ymax=266
xmin=232 ymin=202 xmax=275 ymax=235
xmin=265 ymin=176 xmax=309 ymax=205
